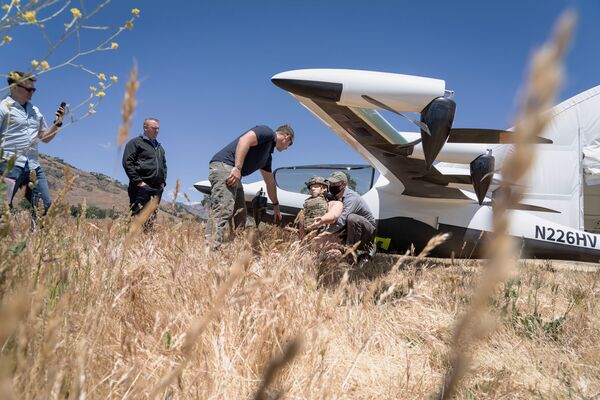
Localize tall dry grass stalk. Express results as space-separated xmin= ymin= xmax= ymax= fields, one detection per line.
xmin=253 ymin=336 xmax=302 ymax=400
xmin=117 ymin=63 xmax=139 ymax=147
xmin=170 ymin=179 xmax=181 ymax=211
xmin=438 ymin=10 xmax=577 ymax=399
xmin=47 ymin=165 xmax=77 ymax=218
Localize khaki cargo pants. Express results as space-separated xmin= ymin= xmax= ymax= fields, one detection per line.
xmin=205 ymin=161 xmax=247 ymax=248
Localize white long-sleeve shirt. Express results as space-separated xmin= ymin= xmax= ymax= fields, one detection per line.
xmin=0 ymin=95 xmax=48 ymax=169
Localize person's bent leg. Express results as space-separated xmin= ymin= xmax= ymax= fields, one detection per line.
xmin=232 ymin=182 xmax=247 ymax=231
xmin=206 ymin=162 xmax=237 ymax=249
xmin=346 ymin=213 xmax=375 ymax=250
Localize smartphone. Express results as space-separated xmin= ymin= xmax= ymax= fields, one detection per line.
xmin=59 ymin=102 xmax=69 ymax=116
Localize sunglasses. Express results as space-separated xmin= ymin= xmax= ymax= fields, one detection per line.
xmin=17 ymin=84 xmax=36 ymax=93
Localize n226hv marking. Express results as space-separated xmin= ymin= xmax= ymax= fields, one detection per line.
xmin=535 ymin=225 xmax=598 ymax=248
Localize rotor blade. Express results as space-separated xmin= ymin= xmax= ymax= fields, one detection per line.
xmin=362 ymin=95 xmax=431 ymax=135
xmin=448 ymin=128 xmax=553 ymax=144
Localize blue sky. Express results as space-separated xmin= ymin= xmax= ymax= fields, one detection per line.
xmin=1 ymin=0 xmax=599 ymax=202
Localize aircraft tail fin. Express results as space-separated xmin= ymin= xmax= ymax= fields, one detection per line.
xmin=516 ymin=85 xmax=600 ymax=230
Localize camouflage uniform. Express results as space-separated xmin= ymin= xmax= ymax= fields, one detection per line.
xmin=303 ymin=195 xmax=329 ymax=227
xmin=302 ymin=176 xmax=329 ymax=228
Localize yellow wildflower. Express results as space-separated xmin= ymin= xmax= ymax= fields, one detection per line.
xmin=98 ymin=82 xmax=105 ymax=89
xmin=96 ymin=91 xmax=106 ymax=97
xmin=97 ymin=73 xmax=106 ymax=80
xmin=31 ymin=59 xmax=39 ymax=68
xmin=125 ymin=21 xmax=133 ymax=30
xmin=12 ymin=0 xmax=19 ymax=4
xmin=110 ymin=42 xmax=119 ymax=49
xmin=110 ymin=75 xmax=118 ymax=83
xmin=70 ymin=7 xmax=81 ymax=19
xmin=23 ymin=10 xmax=36 ymax=23
xmin=89 ymin=109 xmax=96 ymax=114
xmin=8 ymin=72 xmax=19 ymax=81
xmin=89 ymin=103 xmax=94 ymax=108
xmin=89 ymin=86 xmax=97 ymax=92
xmin=2 ymin=5 xmax=10 ymax=11
xmin=131 ymin=8 xmax=140 ymax=16
xmin=40 ymin=60 xmax=49 ymax=69
xmin=2 ymin=35 xmax=12 ymax=43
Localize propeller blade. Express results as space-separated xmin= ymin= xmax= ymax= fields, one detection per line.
xmin=448 ymin=128 xmax=553 ymax=144
xmin=413 ymin=174 xmax=472 ymax=186
xmin=362 ymin=95 xmax=431 ymax=135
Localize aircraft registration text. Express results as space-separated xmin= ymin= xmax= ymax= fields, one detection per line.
xmin=534 ymin=225 xmax=598 ymax=248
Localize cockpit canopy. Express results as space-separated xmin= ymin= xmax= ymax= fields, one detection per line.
xmin=273 ymin=164 xmax=376 ymax=195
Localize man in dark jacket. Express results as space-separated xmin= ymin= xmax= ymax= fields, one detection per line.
xmin=122 ymin=117 xmax=167 ymax=228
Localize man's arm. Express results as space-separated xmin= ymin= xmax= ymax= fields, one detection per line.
xmin=37 ymin=104 xmax=65 ymax=143
xmin=260 ymin=169 xmax=282 ymax=221
xmin=38 ymin=124 xmax=60 ymax=143
xmin=122 ymin=140 xmax=143 ymax=185
xmin=226 ymin=130 xmax=258 ymax=187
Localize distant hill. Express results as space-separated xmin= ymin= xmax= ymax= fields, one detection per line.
xmin=177 ymin=201 xmax=210 ymax=220
xmin=22 ymin=153 xmax=207 ymax=221
xmin=40 ymin=153 xmax=129 ymax=212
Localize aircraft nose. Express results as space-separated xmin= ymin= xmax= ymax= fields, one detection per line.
xmin=193 ymin=180 xmax=212 ymax=195
xmin=271 ymin=76 xmax=342 ymax=102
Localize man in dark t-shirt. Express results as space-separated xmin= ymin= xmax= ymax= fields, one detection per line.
xmin=205 ymin=124 xmax=294 ymax=249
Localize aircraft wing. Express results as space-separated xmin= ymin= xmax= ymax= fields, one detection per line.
xmin=308 ymin=98 xmax=472 ymax=200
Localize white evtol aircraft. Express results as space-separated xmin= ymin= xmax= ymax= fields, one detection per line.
xmin=195 ymin=69 xmax=600 ymax=262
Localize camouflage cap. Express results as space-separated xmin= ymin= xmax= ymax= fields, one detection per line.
xmin=306 ymin=175 xmax=328 ymax=187
xmin=327 ymin=171 xmax=348 ymax=184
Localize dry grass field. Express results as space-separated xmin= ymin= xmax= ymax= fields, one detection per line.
xmin=0 ymin=206 xmax=599 ymax=399
xmin=1 ymin=8 xmax=595 ymax=400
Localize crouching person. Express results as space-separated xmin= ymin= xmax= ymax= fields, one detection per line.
xmin=298 ymin=176 xmax=329 ymax=237
xmin=309 ymin=171 xmax=376 ymax=261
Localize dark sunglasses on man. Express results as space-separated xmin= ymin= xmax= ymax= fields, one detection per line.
xmin=17 ymin=84 xmax=36 ymax=93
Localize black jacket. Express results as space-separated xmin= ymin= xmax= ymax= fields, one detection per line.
xmin=122 ymin=136 xmax=167 ymax=187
